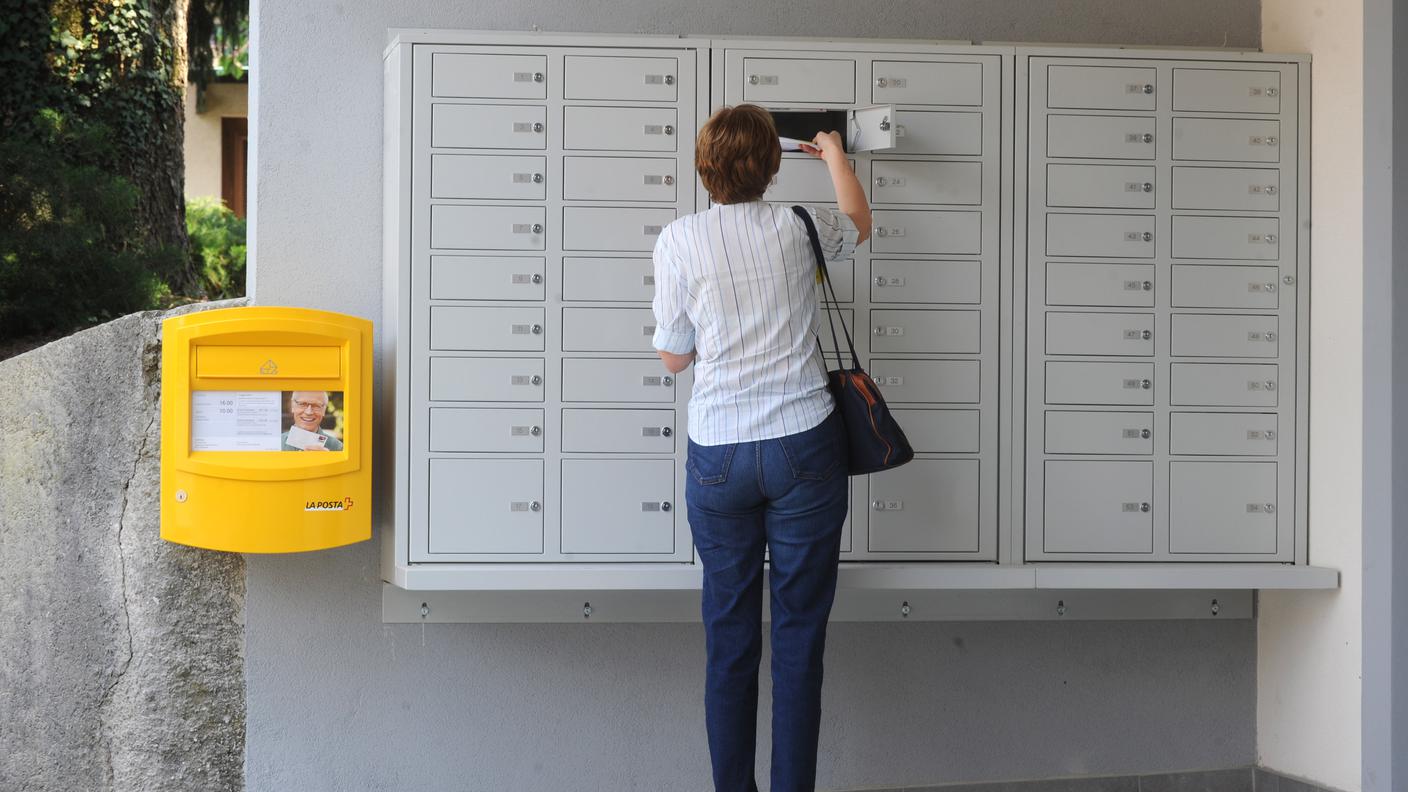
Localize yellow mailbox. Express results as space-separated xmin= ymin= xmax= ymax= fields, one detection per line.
xmin=160 ymin=306 xmax=372 ymax=552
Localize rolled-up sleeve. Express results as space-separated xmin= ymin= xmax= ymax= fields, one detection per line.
xmin=651 ymin=227 xmax=696 ymax=354
xmin=807 ymin=205 xmax=860 ymax=263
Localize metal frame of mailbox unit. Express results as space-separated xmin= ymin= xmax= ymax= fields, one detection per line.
xmin=383 ymin=31 xmax=1329 ymax=615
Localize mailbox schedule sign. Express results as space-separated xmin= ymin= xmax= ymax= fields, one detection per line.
xmin=191 ymin=390 xmax=345 ymax=452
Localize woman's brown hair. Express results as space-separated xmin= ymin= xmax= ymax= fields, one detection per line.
xmin=695 ymin=104 xmax=781 ymax=204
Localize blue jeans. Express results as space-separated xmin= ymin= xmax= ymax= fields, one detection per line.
xmin=685 ymin=409 xmax=849 ymax=792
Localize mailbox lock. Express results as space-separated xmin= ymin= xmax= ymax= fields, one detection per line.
xmin=663 ymin=175 xmax=675 ymax=186
xmin=875 ymin=176 xmax=888 ymax=187
xmin=531 ymin=223 xmax=544 ymax=234
xmin=531 ymin=273 xmax=543 ymax=284
xmin=531 ymin=324 xmax=543 ymax=335
xmin=878 ymin=116 xmax=891 ymax=132
xmin=876 ymin=276 xmax=886 ymax=286
xmin=1265 ymin=234 xmax=1278 ymax=244
xmin=1139 ymin=502 xmax=1151 ymax=513
xmin=664 ymin=124 xmax=675 ymax=136
xmin=1140 ymin=329 xmax=1152 ymax=340
xmin=1056 ymin=600 xmax=1067 ymax=617
xmin=1265 ymin=331 xmax=1277 ymax=342
xmin=530 ymin=374 xmax=543 ymax=386
xmin=583 ymin=602 xmax=592 ymax=618
xmin=532 ymin=72 xmax=544 ymax=83
xmin=748 ymin=74 xmax=759 ymax=85
xmin=900 ymin=601 xmax=911 ymax=618
xmin=661 ymin=375 xmax=674 ymax=386
xmin=661 ymin=427 xmax=673 ymax=437
xmin=875 ymin=77 xmax=888 ymax=88
xmin=1211 ymin=599 xmax=1221 ymax=616
xmin=1142 ymin=182 xmax=1154 ymax=193
xmin=1265 ymin=380 xmax=1277 ymax=391
xmin=1266 ymin=430 xmax=1276 ymax=440
xmin=529 ymin=426 xmax=542 ymax=437
xmin=1140 ymin=429 xmax=1152 ymax=439
xmin=175 ymin=489 xmax=188 ymax=503
xmin=1141 ymin=83 xmax=1155 ymax=94
xmin=660 ymin=501 xmax=673 ymax=512
xmin=529 ymin=501 xmax=542 ymax=512
xmin=1142 ymin=133 xmax=1154 ymax=144
xmin=532 ymin=122 xmax=544 ymax=133
xmin=1142 ymin=281 xmax=1153 ymax=291
xmin=532 ymin=173 xmax=544 ymax=183
xmin=664 ymin=74 xmax=675 ymax=85
xmin=1283 ymin=275 xmax=1295 ymax=286
xmin=1141 ymin=231 xmax=1154 ymax=242
xmin=1140 ymin=379 xmax=1152 ymax=390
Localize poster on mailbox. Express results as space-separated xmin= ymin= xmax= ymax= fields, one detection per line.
xmin=191 ymin=390 xmax=346 ymax=452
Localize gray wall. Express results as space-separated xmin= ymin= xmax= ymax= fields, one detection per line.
xmin=1362 ymin=0 xmax=1408 ymax=789
xmin=248 ymin=2 xmax=1262 ymax=789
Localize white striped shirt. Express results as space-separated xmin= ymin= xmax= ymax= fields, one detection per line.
xmin=651 ymin=201 xmax=860 ymax=446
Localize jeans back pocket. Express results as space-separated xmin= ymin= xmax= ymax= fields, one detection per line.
xmin=778 ymin=412 xmax=844 ymax=481
xmin=687 ymin=439 xmax=737 ymax=485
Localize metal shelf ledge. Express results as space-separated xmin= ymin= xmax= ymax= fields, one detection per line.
xmin=383 ymin=563 xmax=1339 ymax=623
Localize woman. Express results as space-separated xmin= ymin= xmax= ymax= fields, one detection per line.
xmin=650 ymin=104 xmax=872 ymax=792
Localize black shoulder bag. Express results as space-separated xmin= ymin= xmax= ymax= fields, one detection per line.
xmin=792 ymin=205 xmax=914 ymax=475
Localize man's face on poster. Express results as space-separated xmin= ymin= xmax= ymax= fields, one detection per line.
xmin=289 ymin=391 xmax=329 ymax=432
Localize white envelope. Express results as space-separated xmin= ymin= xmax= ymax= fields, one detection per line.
xmin=286 ymin=425 xmax=329 ymax=450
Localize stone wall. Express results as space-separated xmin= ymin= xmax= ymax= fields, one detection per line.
xmin=0 ymin=302 xmax=246 ymax=792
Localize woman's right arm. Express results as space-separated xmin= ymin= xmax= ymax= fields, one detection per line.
xmin=807 ymin=131 xmax=872 ymax=243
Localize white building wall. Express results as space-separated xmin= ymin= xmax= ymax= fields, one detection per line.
xmin=183 ymin=82 xmax=248 ymax=202
xmin=1258 ymin=2 xmax=1365 ymax=790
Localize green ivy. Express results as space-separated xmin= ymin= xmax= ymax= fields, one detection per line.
xmin=44 ymin=0 xmax=185 ymax=181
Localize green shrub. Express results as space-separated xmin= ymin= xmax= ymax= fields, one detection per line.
xmin=0 ymin=110 xmax=178 ymax=338
xmin=185 ymin=197 xmax=246 ymax=299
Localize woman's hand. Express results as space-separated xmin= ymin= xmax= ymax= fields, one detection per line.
xmin=802 ymin=131 xmax=845 ymax=163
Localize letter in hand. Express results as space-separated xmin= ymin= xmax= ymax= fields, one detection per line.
xmin=803 ymin=130 xmax=845 ymax=161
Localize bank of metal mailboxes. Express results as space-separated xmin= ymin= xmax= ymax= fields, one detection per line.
xmin=384 ymin=32 xmax=1309 ymax=582
xmin=720 ymin=41 xmax=1007 ymax=561
xmin=1020 ymin=52 xmax=1307 ymax=561
xmin=388 ymin=37 xmax=705 ymax=563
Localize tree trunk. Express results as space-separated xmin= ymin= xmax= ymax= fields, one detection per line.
xmin=124 ymin=0 xmax=193 ymax=287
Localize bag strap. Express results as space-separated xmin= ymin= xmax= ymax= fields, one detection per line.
xmin=791 ymin=205 xmax=861 ymax=369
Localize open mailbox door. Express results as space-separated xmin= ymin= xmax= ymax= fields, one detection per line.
xmin=847 ymin=104 xmax=896 ymax=152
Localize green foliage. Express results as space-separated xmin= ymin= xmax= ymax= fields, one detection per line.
xmin=188 ymin=0 xmax=248 ymax=87
xmin=185 ymin=197 xmax=246 ymax=299
xmin=0 ymin=0 xmax=251 ymax=342
xmin=0 ymin=110 xmax=178 ymax=337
